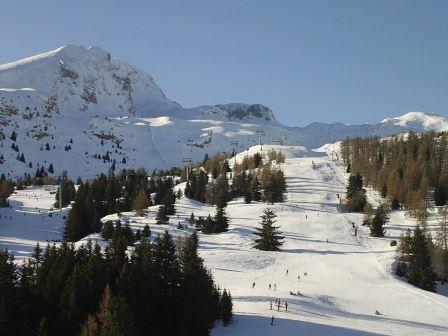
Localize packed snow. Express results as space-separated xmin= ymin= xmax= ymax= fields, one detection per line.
xmin=1 ymin=145 xmax=447 ymax=335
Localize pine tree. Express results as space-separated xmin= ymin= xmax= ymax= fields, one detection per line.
xmin=396 ymin=229 xmax=412 ymax=277
xmin=0 ymin=250 xmax=19 ymax=335
xmin=162 ymin=187 xmax=176 ymax=215
xmin=156 ymin=205 xmax=169 ymax=224
xmin=134 ymin=229 xmax=142 ymax=242
xmin=254 ymin=209 xmax=284 ymax=251
xmin=391 ymin=197 xmax=401 ymax=210
xmin=142 ymin=224 xmax=151 ymax=239
xmin=214 ymin=206 xmax=229 ymax=233
xmin=370 ymin=204 xmax=389 ymax=237
xmin=220 ymin=289 xmax=233 ymax=326
xmin=250 ymin=176 xmax=262 ymax=202
xmin=408 ymin=226 xmax=436 ymax=292
xmin=32 ymin=242 xmax=43 ymax=268
xmin=102 ymin=221 xmax=114 ymax=240
xmin=212 ymin=174 xmax=230 ymax=208
xmin=253 ymin=152 xmax=262 ymax=168
xmin=434 ymin=185 xmax=447 ymax=206
xmin=345 ymin=173 xmax=367 ymax=212
xmin=244 ymin=189 xmax=252 ymax=204
xmin=48 ymin=163 xmax=54 ymax=174
xmin=63 ymin=183 xmax=99 ymax=241
xmin=202 ymin=214 xmax=216 ymax=234
xmin=152 ymin=232 xmax=181 ymax=335
xmin=188 ymin=213 xmax=195 ymax=226
xmin=264 ymin=169 xmax=286 ymax=203
xmin=179 ymin=232 xmax=221 ymax=334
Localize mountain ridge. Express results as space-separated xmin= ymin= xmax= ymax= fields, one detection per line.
xmin=0 ymin=45 xmax=447 ymax=178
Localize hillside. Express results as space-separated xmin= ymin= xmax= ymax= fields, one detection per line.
xmin=1 ymin=145 xmax=447 ymax=335
xmin=1 ymin=45 xmax=448 ymax=179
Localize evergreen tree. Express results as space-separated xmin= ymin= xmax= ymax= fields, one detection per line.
xmin=396 ymin=229 xmax=412 ymax=277
xmin=264 ymin=169 xmax=286 ymax=203
xmin=408 ymin=226 xmax=436 ymax=292
xmin=220 ymin=289 xmax=233 ymax=326
xmin=391 ymin=197 xmax=401 ymax=210
xmin=10 ymin=130 xmax=17 ymax=141
xmin=370 ymin=204 xmax=389 ymax=237
xmin=0 ymin=250 xmax=19 ymax=335
xmin=254 ymin=209 xmax=284 ymax=251
xmin=54 ymin=179 xmax=76 ymax=208
xmin=134 ymin=229 xmax=142 ymax=242
xmin=345 ymin=173 xmax=367 ymax=212
xmin=142 ymin=224 xmax=151 ymax=239
xmin=214 ymin=206 xmax=229 ymax=233
xmin=188 ymin=212 xmax=195 ymax=226
xmin=102 ymin=295 xmax=136 ymax=336
xmin=434 ymin=178 xmax=447 ymax=206
xmin=250 ymin=176 xmax=262 ymax=202
xmin=63 ymin=183 xmax=99 ymax=241
xmin=179 ymin=232 xmax=220 ymax=334
xmin=253 ymin=152 xmax=263 ymax=168
xmin=152 ymin=232 xmax=181 ymax=335
xmin=202 ymin=214 xmax=216 ymax=234
xmin=244 ymin=189 xmax=252 ymax=204
xmin=156 ymin=205 xmax=169 ymax=224
xmin=162 ymin=187 xmax=176 ymax=215
xmin=48 ymin=163 xmax=54 ymax=174
xmin=102 ymin=221 xmax=114 ymax=240
xmin=212 ymin=174 xmax=230 ymax=208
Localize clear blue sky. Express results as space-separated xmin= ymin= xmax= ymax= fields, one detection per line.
xmin=1 ymin=0 xmax=447 ymax=126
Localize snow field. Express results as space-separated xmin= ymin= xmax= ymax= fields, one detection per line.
xmin=0 ymin=146 xmax=447 ymax=335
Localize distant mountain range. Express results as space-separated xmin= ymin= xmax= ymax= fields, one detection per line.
xmin=0 ymin=45 xmax=446 ymax=178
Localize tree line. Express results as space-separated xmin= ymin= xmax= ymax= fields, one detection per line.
xmin=63 ymin=169 xmax=178 ymax=242
xmin=184 ymin=151 xmax=286 ymax=234
xmin=0 ymin=231 xmax=232 ymax=336
xmin=341 ymin=132 xmax=448 ymax=288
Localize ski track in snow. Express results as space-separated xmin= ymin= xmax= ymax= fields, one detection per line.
xmin=1 ymin=147 xmax=447 ymax=335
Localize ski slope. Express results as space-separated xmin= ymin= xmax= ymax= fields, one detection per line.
xmin=0 ymin=185 xmax=66 ymax=263
xmin=0 ymin=146 xmax=447 ymax=335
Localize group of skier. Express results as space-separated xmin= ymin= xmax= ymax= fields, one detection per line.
xmin=263 ymin=269 xmax=310 ymax=326
xmin=269 ymin=298 xmax=288 ymax=311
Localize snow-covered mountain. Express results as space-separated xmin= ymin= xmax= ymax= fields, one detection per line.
xmin=1 ymin=44 xmax=447 ymax=178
